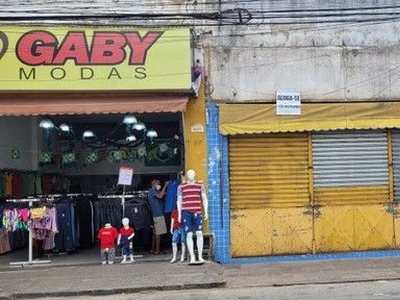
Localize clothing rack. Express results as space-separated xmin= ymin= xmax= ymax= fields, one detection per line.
xmin=6 ymin=198 xmax=51 ymax=266
xmin=98 ymin=191 xmax=147 ymax=217
xmin=98 ymin=194 xmax=138 ymax=217
xmin=38 ymin=193 xmax=92 ymax=199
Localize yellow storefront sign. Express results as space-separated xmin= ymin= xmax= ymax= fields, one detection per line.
xmin=0 ymin=26 xmax=191 ymax=91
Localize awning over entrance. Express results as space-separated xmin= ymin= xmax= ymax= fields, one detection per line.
xmin=0 ymin=94 xmax=188 ymax=116
xmin=219 ymin=102 xmax=400 ymax=135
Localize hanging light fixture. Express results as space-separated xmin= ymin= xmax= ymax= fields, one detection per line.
xmin=82 ymin=130 xmax=95 ymax=139
xmin=133 ymin=122 xmax=146 ymax=131
xmin=126 ymin=135 xmax=137 ymax=142
xmin=123 ymin=115 xmax=137 ymax=124
xmin=146 ymin=129 xmax=158 ymax=138
xmin=39 ymin=119 xmax=54 ymax=129
xmin=59 ymin=123 xmax=70 ymax=132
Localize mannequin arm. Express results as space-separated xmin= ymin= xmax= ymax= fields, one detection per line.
xmin=177 ymin=195 xmax=182 ymax=223
xmin=117 ymin=233 xmax=121 ymax=245
xmin=170 ymin=219 xmax=174 ymax=234
xmin=202 ymin=191 xmax=208 ymax=220
xmin=128 ymin=233 xmax=135 ymax=240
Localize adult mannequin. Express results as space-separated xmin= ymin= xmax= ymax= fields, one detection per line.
xmin=177 ymin=169 xmax=208 ymax=263
xmin=117 ymin=218 xmax=135 ymax=264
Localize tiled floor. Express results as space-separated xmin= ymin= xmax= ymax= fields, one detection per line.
xmin=0 ymin=246 xmax=173 ymax=268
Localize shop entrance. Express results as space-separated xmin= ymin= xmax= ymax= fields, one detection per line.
xmin=0 ymin=111 xmax=184 ymax=266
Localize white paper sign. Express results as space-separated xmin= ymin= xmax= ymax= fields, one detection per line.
xmin=191 ymin=123 xmax=205 ymax=133
xmin=276 ymin=90 xmax=301 ymax=115
xmin=118 ymin=166 xmax=134 ymax=186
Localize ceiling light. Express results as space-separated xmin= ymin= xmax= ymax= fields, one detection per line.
xmin=123 ymin=115 xmax=137 ymax=124
xmin=83 ymin=130 xmax=95 ymax=139
xmin=39 ymin=119 xmax=54 ymax=129
xmin=133 ymin=122 xmax=146 ymax=130
xmin=146 ymin=129 xmax=158 ymax=138
xmin=126 ymin=135 xmax=137 ymax=142
xmin=59 ymin=123 xmax=70 ymax=132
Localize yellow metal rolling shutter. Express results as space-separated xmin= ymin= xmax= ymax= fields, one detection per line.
xmin=312 ymin=131 xmax=390 ymax=205
xmin=391 ymin=130 xmax=400 ymax=248
xmin=229 ymin=133 xmax=310 ymax=209
xmin=312 ymin=130 xmax=392 ymax=252
xmin=229 ymin=133 xmax=313 ymax=257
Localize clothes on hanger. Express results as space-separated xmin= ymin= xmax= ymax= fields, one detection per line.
xmin=165 ymin=179 xmax=181 ymax=213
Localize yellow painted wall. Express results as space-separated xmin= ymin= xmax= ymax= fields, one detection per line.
xmin=314 ymin=185 xmax=392 ymax=252
xmin=230 ymin=207 xmax=313 ymax=257
xmin=183 ymin=83 xmax=208 ymax=229
xmin=314 ymin=204 xmax=393 ymax=252
xmin=392 ymin=203 xmax=400 ymax=247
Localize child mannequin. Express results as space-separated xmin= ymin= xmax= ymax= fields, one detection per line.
xmin=117 ymin=217 xmax=135 ymax=264
xmin=97 ymin=223 xmax=119 ymax=265
xmin=170 ymin=209 xmax=186 ymax=263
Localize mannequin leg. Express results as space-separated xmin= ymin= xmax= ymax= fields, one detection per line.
xmin=100 ymin=249 xmax=107 ymax=265
xmin=186 ymin=232 xmax=196 ymax=263
xmin=121 ymin=255 xmax=127 ymax=264
xmin=180 ymin=242 xmax=186 ymax=262
xmin=121 ymin=244 xmax=127 ymax=263
xmin=171 ymin=243 xmax=177 ymax=263
xmin=108 ymin=248 xmax=115 ymax=265
xmin=196 ymin=231 xmax=205 ymax=263
xmin=129 ymin=243 xmax=135 ymax=263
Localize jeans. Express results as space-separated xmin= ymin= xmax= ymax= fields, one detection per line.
xmin=121 ymin=242 xmax=133 ymax=256
xmin=182 ymin=211 xmax=203 ymax=233
xmin=100 ymin=248 xmax=115 ymax=262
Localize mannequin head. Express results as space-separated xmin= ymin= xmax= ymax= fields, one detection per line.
xmin=187 ymin=170 xmax=195 ymax=182
xmin=105 ymin=223 xmax=111 ymax=228
xmin=122 ymin=218 xmax=129 ymax=227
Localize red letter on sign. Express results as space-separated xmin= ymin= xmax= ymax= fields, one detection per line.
xmin=90 ymin=32 xmax=126 ymax=65
xmin=124 ymin=32 xmax=163 ymax=65
xmin=53 ymin=32 xmax=90 ymax=65
xmin=16 ymin=31 xmax=57 ymax=65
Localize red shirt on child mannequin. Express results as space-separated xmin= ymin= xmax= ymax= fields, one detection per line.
xmin=97 ymin=224 xmax=118 ymax=249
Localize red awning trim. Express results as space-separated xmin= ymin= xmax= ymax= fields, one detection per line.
xmin=0 ymin=95 xmax=188 ymax=116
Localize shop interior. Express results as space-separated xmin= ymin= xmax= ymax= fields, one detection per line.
xmin=0 ymin=112 xmax=184 ymax=265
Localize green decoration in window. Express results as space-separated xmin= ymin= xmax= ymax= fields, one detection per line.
xmin=11 ymin=150 xmax=21 ymax=159
xmin=62 ymin=152 xmax=76 ymax=165
xmin=127 ymin=150 xmax=138 ymax=162
xmin=39 ymin=151 xmax=52 ymax=164
xmin=85 ymin=151 xmax=99 ymax=164
xmin=144 ymin=142 xmax=180 ymax=166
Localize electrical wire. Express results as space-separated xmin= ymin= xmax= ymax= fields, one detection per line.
xmin=2 ymin=3 xmax=400 ymax=26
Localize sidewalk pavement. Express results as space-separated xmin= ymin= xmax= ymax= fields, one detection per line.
xmin=2 ymin=256 xmax=400 ymax=299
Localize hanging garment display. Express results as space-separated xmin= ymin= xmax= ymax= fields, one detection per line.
xmin=54 ymin=202 xmax=78 ymax=252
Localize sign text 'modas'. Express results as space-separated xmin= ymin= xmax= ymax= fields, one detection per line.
xmin=16 ymin=30 xmax=163 ymax=66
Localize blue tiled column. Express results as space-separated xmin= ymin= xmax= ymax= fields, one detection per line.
xmin=206 ymin=102 xmax=230 ymax=263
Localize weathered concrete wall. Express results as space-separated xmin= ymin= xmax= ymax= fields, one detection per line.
xmin=205 ymin=21 xmax=400 ymax=102
xmin=198 ymin=0 xmax=400 ymax=102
